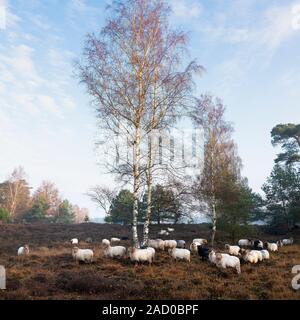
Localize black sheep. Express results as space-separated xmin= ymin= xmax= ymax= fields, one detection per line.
xmin=253 ymin=240 xmax=263 ymax=250
xmin=197 ymin=245 xmax=211 ymax=260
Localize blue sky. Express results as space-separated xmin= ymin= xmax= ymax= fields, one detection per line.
xmin=0 ymin=0 xmax=300 ymax=219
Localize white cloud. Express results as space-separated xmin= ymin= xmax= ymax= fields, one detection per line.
xmin=29 ymin=14 xmax=51 ymax=30
xmin=197 ymin=1 xmax=300 ymax=96
xmin=61 ymin=97 xmax=76 ymax=110
xmin=171 ymin=0 xmax=202 ymax=19
xmin=261 ymin=3 xmax=299 ymax=51
xmin=66 ymin=0 xmax=102 ymax=30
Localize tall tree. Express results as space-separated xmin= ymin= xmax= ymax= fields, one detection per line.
xmin=73 ymin=205 xmax=90 ymax=224
xmin=262 ymin=164 xmax=300 ymax=231
xmin=192 ymin=94 xmax=241 ymax=247
xmin=0 ymin=167 xmax=31 ymax=220
xmin=106 ymin=189 xmax=144 ymax=225
xmin=271 ymin=123 xmax=300 ymax=164
xmin=141 ymin=184 xmax=181 ymax=224
xmin=23 ymin=197 xmax=50 ymax=223
xmin=32 ymin=181 xmax=61 ymax=217
xmin=77 ymin=0 xmax=200 ymax=247
xmin=54 ymin=200 xmax=75 ymax=224
xmin=218 ymin=177 xmax=262 ymax=241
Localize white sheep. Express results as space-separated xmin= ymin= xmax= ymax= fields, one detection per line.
xmin=265 ymin=242 xmax=278 ymax=252
xmin=163 ymin=240 xmax=177 ymax=250
xmin=17 ymin=245 xmax=29 ymax=256
xmin=261 ymin=249 xmax=270 ymax=260
xmin=102 ymin=239 xmax=110 ymax=246
xmin=128 ymin=247 xmax=154 ymax=265
xmin=168 ymin=248 xmax=190 ymax=262
xmin=224 ymin=244 xmax=240 ymax=256
xmin=282 ymin=238 xmax=294 ymax=245
xmin=110 ymin=237 xmax=121 ymax=244
xmin=190 ymin=242 xmax=201 ymax=253
xmin=238 ymin=239 xmax=253 ymax=247
xmin=71 ymin=238 xmax=79 ymax=245
xmin=72 ymin=247 xmax=94 ymax=263
xmin=148 ymin=239 xmax=165 ymax=250
xmin=167 ymin=228 xmax=174 ymax=232
xmin=251 ymin=250 xmax=263 ymax=262
xmin=241 ymin=249 xmax=259 ymax=264
xmin=209 ymin=251 xmax=241 ymax=274
xmin=146 ymin=247 xmax=155 ymax=261
xmin=192 ymin=238 xmax=208 ymax=245
xmin=102 ymin=239 xmax=126 ymax=258
xmin=158 ymin=230 xmax=167 ymax=235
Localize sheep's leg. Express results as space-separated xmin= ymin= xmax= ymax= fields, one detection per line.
xmin=236 ymin=265 xmax=241 ymax=274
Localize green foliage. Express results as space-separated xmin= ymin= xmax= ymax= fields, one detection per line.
xmin=142 ymin=185 xmax=181 ymax=224
xmin=271 ymin=123 xmax=300 ymax=164
xmin=0 ymin=207 xmax=11 ymax=223
xmin=54 ymin=200 xmax=75 ymax=224
xmin=105 ymin=189 xmax=143 ymax=225
xmin=23 ymin=197 xmax=50 ymax=222
xmin=262 ymin=164 xmax=300 ymax=231
xmin=217 ymin=177 xmax=262 ymax=241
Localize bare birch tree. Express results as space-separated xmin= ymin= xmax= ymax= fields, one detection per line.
xmin=77 ymin=0 xmax=201 ymax=247
xmin=192 ymin=94 xmax=241 ymax=247
xmin=0 ymin=167 xmax=31 ymax=220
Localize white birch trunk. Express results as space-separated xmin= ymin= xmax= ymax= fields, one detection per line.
xmin=142 ymin=138 xmax=153 ymax=246
xmin=211 ymin=200 xmax=217 ymax=248
xmin=132 ymin=126 xmax=141 ymax=248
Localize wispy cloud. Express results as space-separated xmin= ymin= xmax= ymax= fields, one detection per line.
xmin=261 ymin=3 xmax=299 ymax=51
xmin=66 ymin=0 xmax=103 ymax=30
xmin=171 ymin=0 xmax=202 ymax=19
xmin=195 ymin=1 xmax=300 ymax=95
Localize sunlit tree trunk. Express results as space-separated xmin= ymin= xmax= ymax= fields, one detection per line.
xmin=132 ymin=125 xmax=141 ymax=247
xmin=211 ymin=199 xmax=217 ymax=247
xmin=142 ymin=138 xmax=153 ymax=246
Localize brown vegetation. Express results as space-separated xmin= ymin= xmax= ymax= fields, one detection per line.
xmin=0 ymin=223 xmax=299 ymax=300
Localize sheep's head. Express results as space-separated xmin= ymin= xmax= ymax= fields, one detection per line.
xmin=102 ymin=239 xmax=110 ymax=247
xmin=225 ymin=244 xmax=230 ymax=249
xmin=203 ymin=239 xmax=208 ymax=245
xmin=215 ymin=253 xmax=223 ymax=262
xmin=208 ymin=250 xmax=216 ymax=261
xmin=72 ymin=246 xmax=79 ymax=254
xmin=24 ymin=245 xmax=29 ymax=254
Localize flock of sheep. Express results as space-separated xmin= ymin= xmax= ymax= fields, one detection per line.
xmin=16 ymin=228 xmax=295 ymax=275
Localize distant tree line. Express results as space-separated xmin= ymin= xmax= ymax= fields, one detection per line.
xmin=0 ymin=167 xmax=89 ymax=224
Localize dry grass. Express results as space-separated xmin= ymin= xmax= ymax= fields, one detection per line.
xmin=0 ymin=223 xmax=299 ymax=300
